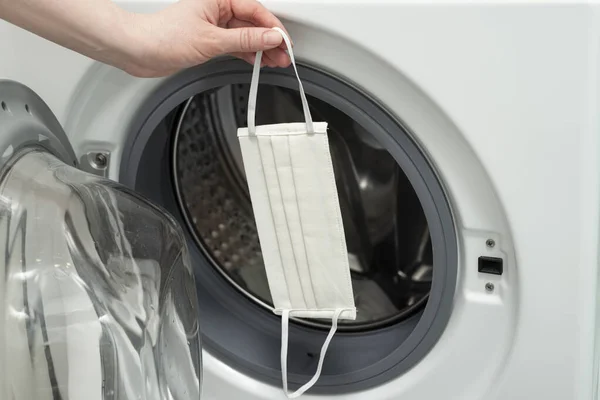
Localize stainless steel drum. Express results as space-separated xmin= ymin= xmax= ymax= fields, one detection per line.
xmin=172 ymin=83 xmax=433 ymax=330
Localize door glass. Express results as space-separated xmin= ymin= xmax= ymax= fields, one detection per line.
xmin=0 ymin=149 xmax=201 ymax=400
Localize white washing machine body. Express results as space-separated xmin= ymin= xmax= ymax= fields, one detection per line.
xmin=1 ymin=1 xmax=600 ymax=400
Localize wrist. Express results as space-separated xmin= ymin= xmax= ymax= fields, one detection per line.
xmin=94 ymin=5 xmax=148 ymax=74
xmin=107 ymin=10 xmax=166 ymax=77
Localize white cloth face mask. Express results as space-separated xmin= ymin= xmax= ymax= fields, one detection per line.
xmin=237 ymin=27 xmax=356 ymax=399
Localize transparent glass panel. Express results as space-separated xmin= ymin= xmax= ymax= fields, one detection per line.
xmin=0 ymin=149 xmax=201 ymax=400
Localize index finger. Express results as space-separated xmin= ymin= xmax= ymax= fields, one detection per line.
xmin=228 ymin=0 xmax=292 ymax=49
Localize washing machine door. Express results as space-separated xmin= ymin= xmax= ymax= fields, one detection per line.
xmin=0 ymin=80 xmax=202 ymax=400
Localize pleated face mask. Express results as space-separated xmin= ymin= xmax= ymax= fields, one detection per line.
xmin=237 ymin=27 xmax=356 ymax=398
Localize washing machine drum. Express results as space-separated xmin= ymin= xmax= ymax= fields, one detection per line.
xmin=0 ymin=81 xmax=202 ymax=400
xmin=175 ymin=84 xmax=432 ymax=326
xmin=122 ymin=61 xmax=458 ymax=394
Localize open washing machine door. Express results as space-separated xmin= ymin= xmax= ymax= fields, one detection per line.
xmin=0 ymin=80 xmax=202 ymax=400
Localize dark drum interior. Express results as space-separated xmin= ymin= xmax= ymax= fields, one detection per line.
xmin=171 ymin=83 xmax=433 ymax=331
xmin=122 ymin=60 xmax=457 ymax=392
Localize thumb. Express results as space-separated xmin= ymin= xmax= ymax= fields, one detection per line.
xmin=215 ymin=27 xmax=283 ymax=55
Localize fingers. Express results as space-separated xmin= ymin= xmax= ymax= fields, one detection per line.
xmin=218 ymin=26 xmax=282 ymax=52
xmin=231 ymin=52 xmax=267 ymax=67
xmin=227 ymin=18 xmax=290 ymax=67
xmin=263 ymin=47 xmax=290 ymax=67
xmin=227 ymin=0 xmax=292 ymax=49
xmin=214 ymin=26 xmax=293 ymax=68
xmin=228 ymin=0 xmax=284 ymax=31
xmin=208 ymin=0 xmax=294 ymax=68
xmin=227 ymin=18 xmax=277 ymax=66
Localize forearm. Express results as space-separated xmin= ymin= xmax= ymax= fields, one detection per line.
xmin=0 ymin=0 xmax=139 ymax=69
xmin=0 ymin=0 xmax=290 ymax=78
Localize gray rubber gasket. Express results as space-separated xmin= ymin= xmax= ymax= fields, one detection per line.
xmin=0 ymin=80 xmax=77 ymax=171
xmin=119 ymin=58 xmax=458 ymax=393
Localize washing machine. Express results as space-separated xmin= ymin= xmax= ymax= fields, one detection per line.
xmin=1 ymin=1 xmax=600 ymax=399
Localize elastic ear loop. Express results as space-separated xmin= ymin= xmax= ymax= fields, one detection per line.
xmin=281 ymin=309 xmax=344 ymax=399
xmin=247 ymin=27 xmax=314 ymax=135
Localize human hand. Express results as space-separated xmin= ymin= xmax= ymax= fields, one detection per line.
xmin=123 ymin=0 xmax=292 ymax=77
xmin=0 ymin=0 xmax=288 ymax=78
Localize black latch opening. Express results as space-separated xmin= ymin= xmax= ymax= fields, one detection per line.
xmin=478 ymin=256 xmax=503 ymax=275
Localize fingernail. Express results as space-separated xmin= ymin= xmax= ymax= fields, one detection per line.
xmin=263 ymin=31 xmax=283 ymax=47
